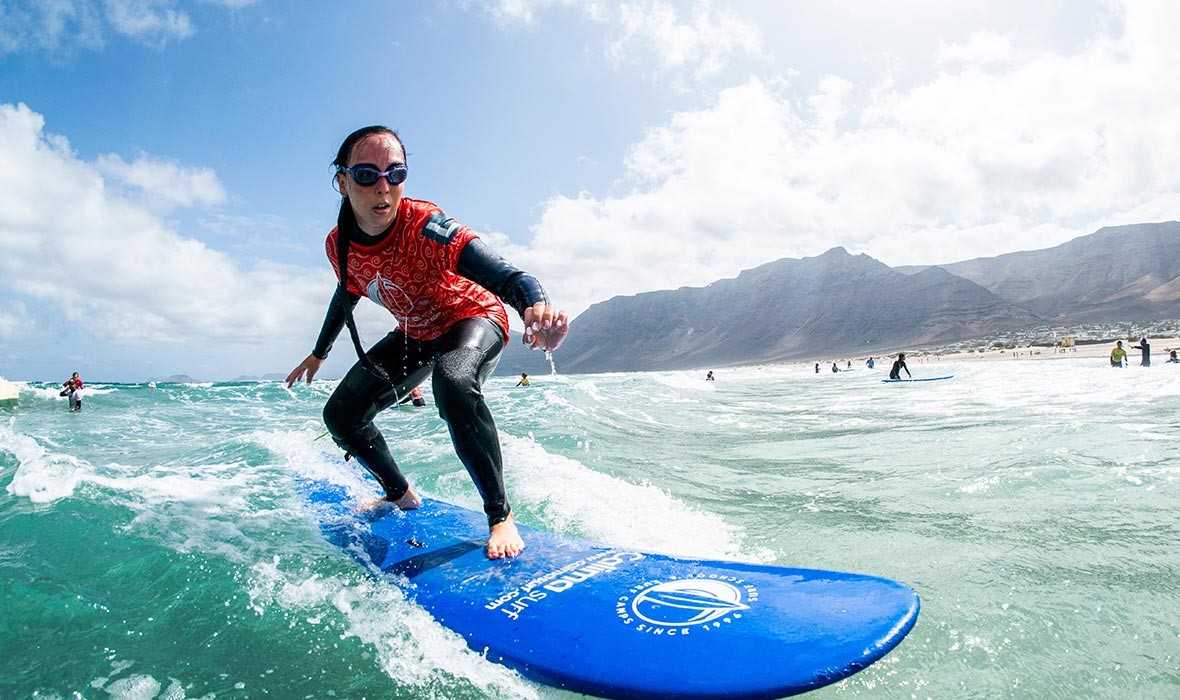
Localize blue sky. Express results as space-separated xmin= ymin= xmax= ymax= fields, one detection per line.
xmin=1 ymin=0 xmax=1177 ymax=381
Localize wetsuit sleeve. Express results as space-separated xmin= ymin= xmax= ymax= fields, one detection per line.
xmin=457 ymin=237 xmax=549 ymax=318
xmin=312 ymin=286 xmax=361 ymax=360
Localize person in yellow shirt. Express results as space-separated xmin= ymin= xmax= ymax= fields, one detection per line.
xmin=516 ymin=373 xmax=531 ymax=387
xmin=1110 ymin=341 xmax=1127 ymax=367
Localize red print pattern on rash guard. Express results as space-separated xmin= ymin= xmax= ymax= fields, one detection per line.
xmin=326 ymin=197 xmax=510 ymax=342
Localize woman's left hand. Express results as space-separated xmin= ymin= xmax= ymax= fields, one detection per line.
xmin=522 ymin=302 xmax=569 ymax=351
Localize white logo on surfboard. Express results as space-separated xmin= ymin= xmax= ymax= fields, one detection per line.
xmin=617 ymin=577 xmax=758 ymax=637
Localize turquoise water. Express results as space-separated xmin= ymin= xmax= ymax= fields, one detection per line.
xmin=1 ymin=360 xmax=1178 ymax=699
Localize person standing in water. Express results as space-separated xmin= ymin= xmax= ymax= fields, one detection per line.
xmin=286 ymin=126 xmax=567 ymax=559
xmin=61 ymin=372 xmax=84 ymax=411
xmin=866 ymin=356 xmax=875 ymax=369
xmin=516 ymin=373 xmax=531 ymax=387
xmin=1129 ymin=337 xmax=1150 ymax=366
xmin=705 ymin=370 xmax=715 ymax=381
xmin=889 ymin=353 xmax=912 ymax=379
xmin=1110 ymin=341 xmax=1127 ymax=367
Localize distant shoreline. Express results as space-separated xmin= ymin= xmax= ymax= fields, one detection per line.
xmin=911 ymin=335 xmax=1180 ymax=364
xmin=10 ymin=338 xmax=1179 ymax=383
xmin=797 ymin=336 xmax=1180 ymax=368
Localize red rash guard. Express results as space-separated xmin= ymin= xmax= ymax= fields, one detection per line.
xmin=325 ymin=197 xmax=510 ymax=341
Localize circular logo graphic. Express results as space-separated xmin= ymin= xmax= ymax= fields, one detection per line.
xmin=631 ymin=579 xmax=750 ymax=627
xmin=368 ymin=274 xmax=428 ymax=330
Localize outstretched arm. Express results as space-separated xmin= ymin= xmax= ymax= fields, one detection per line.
xmin=458 ymin=238 xmax=568 ymax=351
xmin=286 ymin=287 xmax=359 ymax=387
xmin=286 ymin=354 xmax=325 ymax=387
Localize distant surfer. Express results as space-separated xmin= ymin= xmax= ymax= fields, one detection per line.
xmin=1110 ymin=341 xmax=1127 ymax=368
xmin=409 ymin=388 xmax=427 ymax=407
xmin=286 ymin=126 xmax=568 ymax=559
xmin=846 ymin=360 xmax=852 ymax=369
xmin=1129 ymin=337 xmax=1150 ymax=366
xmin=889 ymin=353 xmax=912 ymax=380
xmin=1169 ymin=349 xmax=1179 ymax=363
xmin=831 ymin=362 xmax=839 ymax=373
xmin=705 ymin=371 xmax=714 ymax=381
xmin=516 ymin=373 xmax=531 ymax=387
xmin=866 ymin=356 xmax=875 ymax=369
xmin=815 ymin=363 xmax=820 ymax=374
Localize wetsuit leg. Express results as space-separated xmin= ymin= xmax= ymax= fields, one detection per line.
xmin=323 ymin=331 xmax=436 ymax=500
xmin=430 ymin=317 xmax=509 ymax=526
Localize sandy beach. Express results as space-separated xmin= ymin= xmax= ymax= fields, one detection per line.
xmin=915 ymin=336 xmax=1180 ymax=364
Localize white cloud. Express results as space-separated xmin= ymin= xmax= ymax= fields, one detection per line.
xmin=103 ymin=0 xmax=193 ymax=43
xmin=935 ymin=31 xmax=1024 ymax=68
xmin=608 ymin=0 xmax=763 ymax=81
xmin=0 ymin=102 xmax=331 ymax=349
xmin=489 ymin=0 xmax=763 ymax=83
xmin=96 ymin=153 xmax=227 ymax=212
xmin=0 ymin=0 xmax=256 ymax=55
xmin=0 ymin=301 xmax=33 ymax=339
xmin=497 ymin=0 xmax=1180 ymax=319
xmin=0 ymin=1 xmax=105 ymax=55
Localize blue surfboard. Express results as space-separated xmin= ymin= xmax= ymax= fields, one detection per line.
xmin=882 ymin=375 xmax=954 ymax=383
xmin=302 ymin=478 xmax=920 ymax=699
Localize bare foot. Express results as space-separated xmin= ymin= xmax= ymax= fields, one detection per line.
xmin=358 ymin=486 xmax=422 ymax=512
xmin=487 ymin=513 xmax=525 ymax=559
xmin=393 ymin=487 xmax=421 ymax=510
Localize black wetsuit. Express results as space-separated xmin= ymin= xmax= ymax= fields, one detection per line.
xmin=889 ymin=359 xmax=909 ymax=379
xmin=1131 ymin=340 xmax=1150 ymax=367
xmin=315 ymin=233 xmax=547 ymax=527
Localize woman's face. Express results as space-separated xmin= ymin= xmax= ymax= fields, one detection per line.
xmin=336 ymin=133 xmax=406 ymax=237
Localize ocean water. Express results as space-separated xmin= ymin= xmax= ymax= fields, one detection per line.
xmin=1 ymin=359 xmax=1178 ymax=700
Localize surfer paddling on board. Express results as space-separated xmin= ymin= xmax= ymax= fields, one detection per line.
xmin=286 ymin=126 xmax=568 ymax=559
xmin=889 ymin=353 xmax=912 ymax=380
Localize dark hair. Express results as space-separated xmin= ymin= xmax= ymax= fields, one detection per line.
xmin=332 ymin=125 xmax=404 ymax=171
xmin=333 ymin=126 xmax=407 ymax=386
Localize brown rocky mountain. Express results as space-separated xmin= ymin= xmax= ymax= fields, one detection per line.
xmin=500 ymin=247 xmax=1039 ymax=374
xmin=897 ymin=221 xmax=1180 ymax=321
xmin=496 ymin=222 xmax=1180 ymax=375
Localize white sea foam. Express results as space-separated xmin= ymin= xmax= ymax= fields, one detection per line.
xmin=2 ymin=426 xmax=87 ymax=502
xmin=500 ymin=432 xmax=770 ymax=562
xmin=103 ymin=674 xmax=162 ymax=700
xmin=23 ymin=384 xmax=66 ymax=400
xmin=247 ymin=558 xmax=538 ymax=699
xmin=652 ymin=371 xmax=717 ymax=392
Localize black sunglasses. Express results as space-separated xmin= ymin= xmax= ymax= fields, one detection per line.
xmin=341 ymin=163 xmax=408 ymax=187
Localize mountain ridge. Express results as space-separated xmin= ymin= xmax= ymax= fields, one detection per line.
xmin=497 ymin=221 xmax=1179 ymax=375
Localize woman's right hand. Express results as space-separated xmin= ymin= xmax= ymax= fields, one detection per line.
xmin=286 ymin=354 xmax=325 ymax=387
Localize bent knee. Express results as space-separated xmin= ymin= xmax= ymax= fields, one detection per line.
xmin=323 ymin=390 xmax=366 ymax=440
xmin=433 ymin=348 xmax=485 ymax=416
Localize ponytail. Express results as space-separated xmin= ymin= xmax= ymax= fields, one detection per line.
xmin=331 ymin=125 xmax=406 ymax=388
xmin=336 ymin=199 xmax=395 ymax=387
